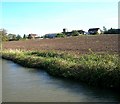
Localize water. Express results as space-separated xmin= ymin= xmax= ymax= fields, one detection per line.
xmin=2 ymin=59 xmax=120 ymax=102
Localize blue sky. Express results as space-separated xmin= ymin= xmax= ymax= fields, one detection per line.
xmin=1 ymin=1 xmax=119 ymax=36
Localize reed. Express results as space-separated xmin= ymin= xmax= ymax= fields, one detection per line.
xmin=2 ymin=49 xmax=120 ymax=89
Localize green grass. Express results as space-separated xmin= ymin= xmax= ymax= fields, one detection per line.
xmin=1 ymin=49 xmax=120 ymax=89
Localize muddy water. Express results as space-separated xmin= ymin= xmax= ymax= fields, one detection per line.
xmin=2 ymin=59 xmax=120 ymax=102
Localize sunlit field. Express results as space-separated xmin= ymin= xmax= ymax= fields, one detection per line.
xmin=2 ymin=35 xmax=120 ymax=89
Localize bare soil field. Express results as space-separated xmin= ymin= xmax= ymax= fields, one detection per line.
xmin=3 ymin=34 xmax=119 ymax=54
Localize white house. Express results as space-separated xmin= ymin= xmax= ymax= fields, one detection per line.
xmin=88 ymin=28 xmax=102 ymax=35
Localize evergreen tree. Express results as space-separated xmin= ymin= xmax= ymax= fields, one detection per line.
xmin=23 ymin=34 xmax=27 ymax=39
xmin=16 ymin=34 xmax=22 ymax=40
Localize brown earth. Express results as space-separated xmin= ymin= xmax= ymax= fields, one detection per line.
xmin=2 ymin=34 xmax=119 ymax=54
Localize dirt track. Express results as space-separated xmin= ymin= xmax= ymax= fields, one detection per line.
xmin=3 ymin=34 xmax=119 ymax=54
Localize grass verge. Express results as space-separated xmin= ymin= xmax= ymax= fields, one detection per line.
xmin=1 ymin=49 xmax=120 ymax=89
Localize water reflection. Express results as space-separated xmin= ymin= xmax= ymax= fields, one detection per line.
xmin=2 ymin=59 xmax=120 ymax=102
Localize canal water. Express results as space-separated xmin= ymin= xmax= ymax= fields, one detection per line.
xmin=2 ymin=59 xmax=120 ymax=102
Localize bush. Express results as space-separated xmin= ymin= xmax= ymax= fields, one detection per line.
xmin=56 ymin=33 xmax=65 ymax=38
xmin=72 ymin=30 xmax=80 ymax=36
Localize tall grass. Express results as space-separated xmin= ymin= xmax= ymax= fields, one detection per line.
xmin=2 ymin=49 xmax=120 ymax=89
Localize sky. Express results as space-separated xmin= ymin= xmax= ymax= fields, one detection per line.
xmin=1 ymin=1 xmax=119 ymax=36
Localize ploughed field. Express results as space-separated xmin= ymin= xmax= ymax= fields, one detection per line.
xmin=3 ymin=35 xmax=119 ymax=54
xmin=2 ymin=34 xmax=120 ymax=89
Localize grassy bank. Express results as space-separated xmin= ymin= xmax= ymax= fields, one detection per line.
xmin=1 ymin=49 xmax=120 ymax=89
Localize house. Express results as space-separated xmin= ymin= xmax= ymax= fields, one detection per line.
xmin=62 ymin=28 xmax=85 ymax=36
xmin=44 ymin=33 xmax=57 ymax=38
xmin=78 ymin=30 xmax=85 ymax=34
xmin=88 ymin=28 xmax=102 ymax=35
xmin=44 ymin=28 xmax=85 ymax=38
xmin=28 ymin=34 xmax=37 ymax=39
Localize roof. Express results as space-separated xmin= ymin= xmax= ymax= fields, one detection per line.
xmin=88 ymin=28 xmax=100 ymax=31
xmin=77 ymin=30 xmax=84 ymax=32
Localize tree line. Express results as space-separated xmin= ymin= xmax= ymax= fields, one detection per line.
xmin=1 ymin=27 xmax=119 ymax=41
xmin=0 ymin=28 xmax=28 ymax=41
xmin=103 ymin=27 xmax=120 ymax=34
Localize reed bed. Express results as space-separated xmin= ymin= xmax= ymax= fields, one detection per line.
xmin=1 ymin=49 xmax=120 ymax=89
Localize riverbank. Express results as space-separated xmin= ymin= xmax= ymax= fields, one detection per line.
xmin=1 ymin=49 xmax=120 ymax=89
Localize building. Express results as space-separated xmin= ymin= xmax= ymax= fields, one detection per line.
xmin=77 ymin=30 xmax=85 ymax=34
xmin=62 ymin=28 xmax=85 ymax=36
xmin=88 ymin=28 xmax=102 ymax=35
xmin=44 ymin=28 xmax=85 ymax=38
xmin=28 ymin=34 xmax=37 ymax=39
xmin=44 ymin=33 xmax=57 ymax=38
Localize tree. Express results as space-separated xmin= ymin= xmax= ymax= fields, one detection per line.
xmin=0 ymin=28 xmax=8 ymax=41
xmin=23 ymin=34 xmax=27 ymax=39
xmin=72 ymin=30 xmax=79 ymax=36
xmin=12 ymin=34 xmax=17 ymax=40
xmin=8 ymin=33 xmax=17 ymax=41
xmin=56 ymin=33 xmax=65 ymax=38
xmin=104 ymin=28 xmax=120 ymax=34
xmin=0 ymin=28 xmax=7 ymax=35
xmin=16 ymin=34 xmax=22 ymax=40
xmin=103 ymin=26 xmax=107 ymax=33
xmin=28 ymin=34 xmax=32 ymax=39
